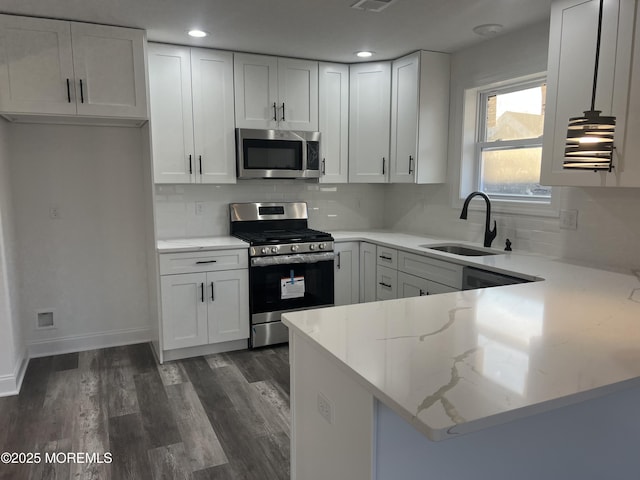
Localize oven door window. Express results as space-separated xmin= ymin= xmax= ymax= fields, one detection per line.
xmin=250 ymin=259 xmax=334 ymax=313
xmin=243 ymin=139 xmax=302 ymax=170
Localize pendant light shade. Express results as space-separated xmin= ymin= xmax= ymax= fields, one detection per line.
xmin=564 ymin=109 xmax=615 ymax=170
xmin=563 ymin=0 xmax=615 ymax=171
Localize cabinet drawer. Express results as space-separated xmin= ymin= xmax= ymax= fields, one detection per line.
xmin=376 ymin=246 xmax=398 ymax=268
xmin=376 ymin=265 xmax=398 ymax=301
xmin=159 ymin=249 xmax=248 ymax=275
xmin=397 ymin=251 xmax=462 ymax=289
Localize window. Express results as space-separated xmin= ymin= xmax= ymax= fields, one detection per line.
xmin=475 ymin=78 xmax=551 ymax=202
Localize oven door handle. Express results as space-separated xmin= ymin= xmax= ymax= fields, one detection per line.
xmin=251 ymin=252 xmax=335 ymax=267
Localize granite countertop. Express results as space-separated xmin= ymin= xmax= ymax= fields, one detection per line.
xmin=282 ymin=230 xmax=640 ymax=441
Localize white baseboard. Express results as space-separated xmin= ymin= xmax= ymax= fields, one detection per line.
xmin=27 ymin=326 xmax=153 ymax=358
xmin=0 ymin=347 xmax=28 ymax=397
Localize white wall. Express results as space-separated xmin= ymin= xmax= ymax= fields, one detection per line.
xmin=155 ymin=182 xmax=387 ymax=239
xmin=0 ymin=118 xmax=26 ymax=395
xmin=10 ymin=124 xmax=152 ymax=357
xmin=384 ymin=22 xmax=640 ymax=271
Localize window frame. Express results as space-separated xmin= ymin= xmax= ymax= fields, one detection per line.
xmin=457 ymin=72 xmax=558 ymax=218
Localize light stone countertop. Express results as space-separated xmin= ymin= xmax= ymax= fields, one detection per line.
xmin=281 ymin=230 xmax=640 ymax=441
xmin=157 ymin=236 xmax=248 ymax=253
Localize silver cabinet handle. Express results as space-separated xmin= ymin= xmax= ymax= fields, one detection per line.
xmin=409 ymin=155 xmax=414 ymax=174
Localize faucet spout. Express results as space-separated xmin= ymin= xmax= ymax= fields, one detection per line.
xmin=459 ymin=191 xmax=497 ymax=248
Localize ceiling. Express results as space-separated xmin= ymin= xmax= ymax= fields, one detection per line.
xmin=0 ymin=0 xmax=552 ymax=62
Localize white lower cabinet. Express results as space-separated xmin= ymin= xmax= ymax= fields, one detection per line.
xmin=376 ymin=265 xmax=398 ymax=301
xmin=334 ymin=242 xmax=360 ymax=306
xmin=159 ymin=249 xmax=249 ymax=353
xmin=398 ymin=271 xmax=458 ymax=298
xmin=359 ymin=242 xmax=377 ymax=303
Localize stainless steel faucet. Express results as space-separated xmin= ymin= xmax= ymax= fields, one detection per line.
xmin=460 ymin=192 xmax=497 ymax=248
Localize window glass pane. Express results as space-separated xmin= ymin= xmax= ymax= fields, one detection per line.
xmin=480 ymin=147 xmax=551 ymax=198
xmin=485 ymin=85 xmax=546 ymax=141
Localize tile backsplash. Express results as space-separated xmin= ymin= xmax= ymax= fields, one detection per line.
xmin=155 ymin=180 xmax=639 ymax=270
xmin=154 ymin=181 xmax=387 ymax=238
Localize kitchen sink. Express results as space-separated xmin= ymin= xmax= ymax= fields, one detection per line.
xmin=419 ymin=244 xmax=501 ymax=256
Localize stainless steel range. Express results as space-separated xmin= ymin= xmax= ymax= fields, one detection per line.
xmin=230 ymin=202 xmax=335 ymax=348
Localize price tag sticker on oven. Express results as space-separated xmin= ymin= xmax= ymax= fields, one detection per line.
xmin=281 ymin=276 xmax=305 ymax=299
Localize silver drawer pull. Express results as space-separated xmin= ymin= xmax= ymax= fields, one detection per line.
xmin=196 ymin=260 xmax=217 ymax=264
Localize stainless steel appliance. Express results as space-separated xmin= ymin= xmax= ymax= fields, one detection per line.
xmin=236 ymin=128 xmax=321 ymax=179
xmin=462 ymin=266 xmax=529 ymax=290
xmin=230 ymin=202 xmax=334 ymax=348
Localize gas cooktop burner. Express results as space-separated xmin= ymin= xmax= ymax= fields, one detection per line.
xmin=233 ymin=228 xmax=332 ymax=246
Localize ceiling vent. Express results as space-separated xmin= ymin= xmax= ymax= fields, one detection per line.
xmin=351 ymin=0 xmax=398 ymax=13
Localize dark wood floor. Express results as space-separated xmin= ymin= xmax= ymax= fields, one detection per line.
xmin=0 ymin=343 xmax=291 ymax=480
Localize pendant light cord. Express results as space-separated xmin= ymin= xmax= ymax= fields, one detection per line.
xmin=591 ymin=0 xmax=604 ymax=111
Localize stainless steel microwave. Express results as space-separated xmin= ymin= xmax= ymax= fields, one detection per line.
xmin=236 ymin=128 xmax=321 ymax=179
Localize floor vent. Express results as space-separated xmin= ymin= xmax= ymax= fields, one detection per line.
xmin=37 ymin=311 xmax=54 ymax=328
xmin=351 ymin=0 xmax=398 ymax=13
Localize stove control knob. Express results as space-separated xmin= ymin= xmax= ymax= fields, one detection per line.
xmin=319 ymin=243 xmax=326 ymax=250
xmin=309 ymin=244 xmax=316 ymax=251
xmin=261 ymin=247 xmax=268 ymax=255
xmin=271 ymin=247 xmax=278 ymax=254
xmin=291 ymin=245 xmax=299 ymax=252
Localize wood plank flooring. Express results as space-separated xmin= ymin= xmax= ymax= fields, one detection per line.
xmin=0 ymin=343 xmax=291 ymax=480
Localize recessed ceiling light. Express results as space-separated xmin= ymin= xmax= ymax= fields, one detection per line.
xmin=472 ymin=24 xmax=503 ymax=37
xmin=188 ymin=29 xmax=208 ymax=38
xmin=356 ymin=51 xmax=374 ymax=58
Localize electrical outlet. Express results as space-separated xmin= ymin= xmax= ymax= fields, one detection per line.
xmin=559 ymin=209 xmax=578 ymax=230
xmin=49 ymin=207 xmax=60 ymax=219
xmin=195 ymin=202 xmax=204 ymax=216
xmin=317 ymin=392 xmax=333 ymax=424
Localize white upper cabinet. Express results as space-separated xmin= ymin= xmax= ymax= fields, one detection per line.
xmin=0 ymin=15 xmax=75 ymax=115
xmin=70 ymin=23 xmax=147 ymax=118
xmin=149 ymin=43 xmax=236 ymax=184
xmin=348 ymin=62 xmax=391 ymax=183
xmin=319 ymin=63 xmax=349 ymax=183
xmin=234 ymin=53 xmax=318 ymax=131
xmin=390 ymin=51 xmax=449 ymax=184
xmin=191 ymin=48 xmax=236 ymax=183
xmin=148 ymin=44 xmax=194 ymax=184
xmin=541 ymin=0 xmax=639 ymax=186
xmin=0 ymin=15 xmax=147 ymax=120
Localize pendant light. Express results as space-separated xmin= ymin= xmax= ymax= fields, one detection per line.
xmin=563 ymin=0 xmax=616 ymax=171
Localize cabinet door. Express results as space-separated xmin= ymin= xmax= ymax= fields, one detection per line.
xmin=390 ymin=53 xmax=419 ymax=183
xmin=207 ymin=269 xmax=250 ymax=344
xmin=541 ymin=0 xmax=634 ymax=186
xmin=277 ymin=58 xmax=318 ymax=131
xmin=71 ymin=22 xmax=147 ymax=118
xmin=398 ymin=271 xmax=429 ymax=298
xmin=0 ymin=15 xmax=76 ymax=115
xmin=148 ymin=43 xmax=195 ymax=184
xmin=348 ymin=62 xmax=391 ymax=183
xmin=161 ymin=273 xmax=208 ymax=350
xmin=398 ymin=271 xmax=458 ymax=298
xmin=359 ymin=242 xmax=377 ymax=303
xmin=234 ymin=53 xmax=278 ymax=129
xmin=319 ymin=63 xmax=349 ymax=183
xmin=334 ymin=242 xmax=360 ymax=306
xmin=376 ymin=265 xmax=398 ymax=301
xmin=191 ymin=48 xmax=236 ymax=184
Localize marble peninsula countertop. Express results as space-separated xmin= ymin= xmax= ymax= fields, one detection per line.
xmin=281 ymin=230 xmax=640 ymax=441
